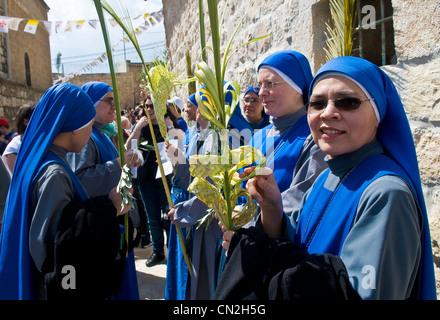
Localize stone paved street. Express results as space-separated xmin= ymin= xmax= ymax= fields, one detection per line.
xmin=134 ymin=245 xmax=167 ymax=300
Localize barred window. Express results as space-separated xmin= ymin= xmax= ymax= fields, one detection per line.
xmin=352 ymin=0 xmax=396 ymax=66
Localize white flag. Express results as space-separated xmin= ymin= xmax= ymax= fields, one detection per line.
xmin=0 ymin=17 xmax=9 ymax=33
xmin=88 ymin=19 xmax=98 ymax=29
xmin=64 ymin=21 xmax=75 ymax=32
xmin=108 ymin=19 xmax=118 ymax=27
xmin=9 ymin=18 xmax=23 ymax=31
xmin=43 ymin=21 xmax=52 ymax=35
xmin=24 ymin=19 xmax=39 ymax=34
xmin=55 ymin=21 xmax=63 ymax=33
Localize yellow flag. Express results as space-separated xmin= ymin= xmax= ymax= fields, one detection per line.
xmin=24 ymin=19 xmax=38 ymax=34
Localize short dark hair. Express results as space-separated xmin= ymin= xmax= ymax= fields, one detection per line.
xmin=16 ymin=104 xmax=35 ymax=135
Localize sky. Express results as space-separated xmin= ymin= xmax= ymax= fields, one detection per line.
xmin=44 ymin=0 xmax=165 ymax=75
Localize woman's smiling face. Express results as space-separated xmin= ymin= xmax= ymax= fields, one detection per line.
xmin=307 ymin=75 xmax=379 ymax=158
xmin=257 ymin=68 xmax=304 ymax=119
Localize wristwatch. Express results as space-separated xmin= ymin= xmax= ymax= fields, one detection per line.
xmin=167 ymin=125 xmax=173 ymax=130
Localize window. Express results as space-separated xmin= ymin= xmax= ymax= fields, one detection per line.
xmin=352 ymin=0 xmax=396 ymax=66
xmin=25 ymin=53 xmax=31 ymax=87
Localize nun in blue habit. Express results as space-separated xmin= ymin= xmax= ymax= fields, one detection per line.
xmin=216 ymin=57 xmax=436 ymax=300
xmin=241 ymin=86 xmax=271 ymax=132
xmin=166 ymin=87 xmax=252 ymax=300
xmin=292 ymin=56 xmax=436 ymax=299
xmin=0 ymin=84 xmax=128 ymax=299
xmin=68 ymin=81 xmax=139 ymax=300
xmin=250 ymin=50 xmax=327 ymax=196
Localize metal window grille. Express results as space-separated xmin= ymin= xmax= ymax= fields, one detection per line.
xmin=352 ymin=0 xmax=395 ymax=66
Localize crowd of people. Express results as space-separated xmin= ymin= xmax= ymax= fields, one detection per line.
xmin=0 ymin=49 xmax=436 ymax=300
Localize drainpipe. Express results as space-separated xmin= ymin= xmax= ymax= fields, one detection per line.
xmin=3 ymin=0 xmax=11 ymax=80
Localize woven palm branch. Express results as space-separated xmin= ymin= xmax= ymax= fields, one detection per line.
xmin=188 ymin=146 xmax=266 ymax=230
xmin=188 ymin=0 xmax=270 ymax=231
xmin=139 ymin=59 xmax=195 ymax=142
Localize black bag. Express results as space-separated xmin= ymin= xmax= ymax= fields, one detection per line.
xmin=43 ymin=196 xmax=126 ymax=300
xmin=214 ymin=227 xmax=361 ymax=300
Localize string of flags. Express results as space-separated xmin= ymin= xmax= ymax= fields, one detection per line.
xmin=0 ymin=9 xmax=163 ymax=35
xmin=0 ymin=9 xmax=165 ymax=84
xmin=52 ymin=10 xmax=165 ymax=84
xmin=53 ymin=39 xmax=165 ymax=85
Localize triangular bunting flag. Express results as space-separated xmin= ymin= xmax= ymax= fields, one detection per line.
xmin=88 ymin=19 xmax=98 ymax=29
xmin=156 ymin=10 xmax=164 ymax=20
xmin=108 ymin=19 xmax=118 ymax=27
xmin=24 ymin=19 xmax=39 ymax=34
xmin=43 ymin=21 xmax=52 ymax=35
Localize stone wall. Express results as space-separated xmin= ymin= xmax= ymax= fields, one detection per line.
xmin=64 ymin=62 xmax=145 ymax=110
xmin=0 ymin=77 xmax=44 ymax=130
xmin=163 ymin=0 xmax=440 ymax=296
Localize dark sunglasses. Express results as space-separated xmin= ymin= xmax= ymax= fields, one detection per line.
xmin=307 ymin=97 xmax=373 ymax=114
xmin=145 ymin=103 xmax=154 ymax=109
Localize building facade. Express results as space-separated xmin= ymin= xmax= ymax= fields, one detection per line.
xmin=0 ymin=0 xmax=52 ymax=127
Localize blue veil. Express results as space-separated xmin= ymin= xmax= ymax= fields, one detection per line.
xmin=81 ymin=82 xmax=118 ymax=162
xmin=81 ymin=81 xmax=112 ymax=106
xmin=258 ymin=50 xmax=313 ymax=105
xmin=0 ymin=84 xmax=95 ymax=299
xmin=310 ymin=56 xmax=436 ymax=300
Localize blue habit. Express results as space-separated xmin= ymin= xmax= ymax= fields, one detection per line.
xmin=0 ymin=84 xmax=96 ymax=299
xmin=303 ymin=56 xmax=436 ymax=300
xmin=81 ymin=81 xmax=139 ymax=300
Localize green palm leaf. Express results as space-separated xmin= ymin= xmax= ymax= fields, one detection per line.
xmin=324 ymin=0 xmax=357 ymax=60
xmin=94 ymin=0 xmax=193 ymax=274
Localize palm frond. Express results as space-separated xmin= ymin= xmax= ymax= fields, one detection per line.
xmin=94 ymin=0 xmax=193 ymax=274
xmin=100 ymin=0 xmax=153 ymax=85
xmin=324 ymin=0 xmax=357 ymax=61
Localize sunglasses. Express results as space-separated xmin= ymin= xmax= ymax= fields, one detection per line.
xmin=307 ymin=97 xmax=373 ymax=114
xmin=145 ymin=103 xmax=154 ymax=109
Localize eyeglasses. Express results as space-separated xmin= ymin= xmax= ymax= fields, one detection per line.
xmin=306 ymin=97 xmax=373 ymax=114
xmin=145 ymin=103 xmax=154 ymax=109
xmin=99 ymin=98 xmax=114 ymax=107
xmin=257 ymin=80 xmax=285 ymax=90
xmin=243 ymin=97 xmax=260 ymax=103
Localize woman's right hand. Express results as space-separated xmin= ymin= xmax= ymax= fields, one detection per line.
xmin=242 ymin=167 xmax=284 ymax=238
xmin=218 ymin=220 xmax=234 ymax=256
xmin=168 ymin=207 xmax=176 ymax=223
xmin=108 ymin=187 xmax=132 ymax=216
